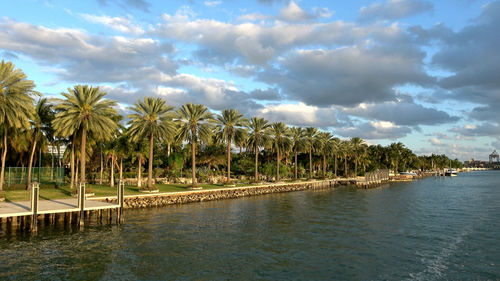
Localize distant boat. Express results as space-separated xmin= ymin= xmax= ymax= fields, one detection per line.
xmin=445 ymin=169 xmax=458 ymax=177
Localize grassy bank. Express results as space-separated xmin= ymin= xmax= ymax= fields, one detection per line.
xmin=2 ymin=182 xmax=263 ymax=202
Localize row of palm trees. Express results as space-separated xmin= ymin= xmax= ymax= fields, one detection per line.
xmin=0 ymin=60 xmax=462 ymax=192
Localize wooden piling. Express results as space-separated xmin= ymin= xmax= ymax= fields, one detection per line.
xmin=78 ymin=182 xmax=85 ymax=228
xmin=29 ymin=182 xmax=40 ymax=233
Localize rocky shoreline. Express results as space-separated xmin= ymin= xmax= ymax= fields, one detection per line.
xmin=97 ymin=180 xmax=338 ymax=209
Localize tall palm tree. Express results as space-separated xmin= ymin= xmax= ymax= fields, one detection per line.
xmin=177 ymin=103 xmax=213 ymax=189
xmin=27 ymin=98 xmax=54 ymax=188
xmin=389 ymin=142 xmax=404 ymax=173
xmin=317 ymin=132 xmax=333 ymax=179
xmin=234 ymin=130 xmax=248 ymax=155
xmin=53 ymin=85 xmax=118 ymax=185
xmin=303 ymin=127 xmax=318 ymax=179
xmin=340 ymin=140 xmax=352 ymax=177
xmin=268 ymin=122 xmax=290 ymax=182
xmin=350 ymin=137 xmax=366 ymax=176
xmin=330 ymin=137 xmax=341 ymax=177
xmin=10 ymin=129 xmax=30 ymax=168
xmin=130 ymin=141 xmax=148 ymax=188
xmin=290 ymin=127 xmax=305 ymax=180
xmin=0 ymin=60 xmax=37 ymax=191
xmin=215 ymin=109 xmax=248 ymax=184
xmin=246 ymin=117 xmax=270 ymax=182
xmin=104 ymin=141 xmax=119 ymax=187
xmin=127 ymin=97 xmax=177 ymax=190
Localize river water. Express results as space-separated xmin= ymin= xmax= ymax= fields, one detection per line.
xmin=1 ymin=171 xmax=499 ymax=280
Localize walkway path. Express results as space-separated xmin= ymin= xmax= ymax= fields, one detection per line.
xmin=0 ymin=198 xmax=118 ymax=218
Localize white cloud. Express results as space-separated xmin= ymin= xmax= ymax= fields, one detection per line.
xmin=279 ymin=1 xmax=312 ymax=22
xmin=343 ymin=97 xmax=458 ymax=125
xmin=204 ymin=0 xmax=222 ymax=7
xmin=430 ymin=138 xmax=441 ymax=145
xmin=81 ymin=14 xmax=144 ymax=34
xmin=0 ymin=18 xmax=175 ymax=85
xmin=256 ymin=102 xmax=338 ymax=128
xmin=264 ymin=46 xmax=434 ymax=106
xmin=358 ymin=0 xmax=433 ymax=22
xmin=237 ymin=13 xmax=269 ymax=22
xmin=337 ymin=121 xmax=412 ymax=139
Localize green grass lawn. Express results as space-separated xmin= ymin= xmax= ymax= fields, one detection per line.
xmin=2 ymin=181 xmax=265 ymax=202
xmin=1 ymin=177 xmax=321 ymax=202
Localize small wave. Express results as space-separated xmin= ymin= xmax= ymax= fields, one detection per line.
xmin=406 ymin=226 xmax=473 ymax=281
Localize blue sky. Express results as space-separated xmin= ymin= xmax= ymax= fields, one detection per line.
xmin=2 ymin=0 xmax=499 ymax=161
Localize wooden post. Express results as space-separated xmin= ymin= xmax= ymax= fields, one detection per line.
xmin=78 ymin=182 xmax=85 ymax=228
xmin=117 ymin=180 xmax=124 ymax=224
xmin=30 ymin=181 xmax=39 ymax=233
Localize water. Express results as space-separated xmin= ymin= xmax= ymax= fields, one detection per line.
xmin=1 ymin=171 xmax=499 ymax=280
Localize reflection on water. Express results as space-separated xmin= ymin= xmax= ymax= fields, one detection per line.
xmin=1 ymin=171 xmax=499 ymax=280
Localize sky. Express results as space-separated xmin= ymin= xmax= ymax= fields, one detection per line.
xmin=1 ymin=0 xmax=499 ymax=161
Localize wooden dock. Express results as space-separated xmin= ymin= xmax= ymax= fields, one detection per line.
xmin=0 ymin=198 xmax=118 ymax=218
xmin=0 ymin=181 xmax=124 ymax=233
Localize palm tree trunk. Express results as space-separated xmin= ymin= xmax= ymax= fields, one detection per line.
xmin=75 ymin=157 xmax=79 ymax=185
xmin=309 ymin=148 xmax=312 ymax=179
xmin=191 ymin=135 xmax=197 ymax=187
xmin=99 ymin=145 xmax=103 ymax=185
xmin=334 ymin=155 xmax=337 ymax=177
xmin=27 ymin=133 xmax=38 ymax=189
xmin=57 ymin=143 xmax=61 ymax=168
xmin=119 ymin=157 xmax=123 ymax=182
xmin=137 ymin=158 xmax=142 ymax=188
xmin=80 ymin=128 xmax=86 ymax=184
xmin=70 ymin=140 xmax=75 ymax=189
xmin=110 ymin=157 xmax=114 ymax=188
xmin=294 ymin=150 xmax=298 ymax=180
xmin=51 ymin=146 xmax=54 ymax=181
xmin=0 ymin=133 xmax=7 ymax=191
xmin=276 ymin=149 xmax=280 ymax=182
xmin=167 ymin=143 xmax=171 ymax=157
xmin=148 ymin=131 xmax=154 ymax=190
xmin=226 ymin=136 xmax=231 ymax=183
xmin=254 ymin=146 xmax=259 ymax=182
xmin=355 ymin=155 xmax=358 ymax=176
xmin=323 ymin=153 xmax=326 ymax=178
xmin=344 ymin=155 xmax=348 ymax=177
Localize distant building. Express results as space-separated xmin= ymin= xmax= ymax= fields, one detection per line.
xmin=464 ymin=159 xmax=488 ymax=168
xmin=465 ymin=150 xmax=499 ymax=168
xmin=490 ymin=150 xmax=499 ymax=164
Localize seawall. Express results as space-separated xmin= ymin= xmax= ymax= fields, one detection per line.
xmin=96 ymin=180 xmax=338 ymax=209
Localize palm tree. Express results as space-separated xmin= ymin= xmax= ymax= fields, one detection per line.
xmin=350 ymin=137 xmax=366 ymax=176
xmin=127 ymin=97 xmax=177 ymax=190
xmin=317 ymin=132 xmax=333 ymax=179
xmin=0 ymin=60 xmax=37 ymax=191
xmin=246 ymin=117 xmax=270 ymax=182
xmin=303 ymin=127 xmax=318 ymax=179
xmin=290 ymin=127 xmax=305 ymax=180
xmin=177 ymin=103 xmax=213 ymax=189
xmin=115 ymin=132 xmax=129 ymax=183
xmin=389 ymin=142 xmax=404 ymax=173
xmin=234 ymin=130 xmax=248 ymax=155
xmin=131 ymin=141 xmax=148 ymax=188
xmin=268 ymin=122 xmax=290 ymax=182
xmin=340 ymin=140 xmax=352 ymax=177
xmin=53 ymin=85 xmax=118 ymax=185
xmin=330 ymin=137 xmax=341 ymax=177
xmin=27 ymin=98 xmax=54 ymax=188
xmin=104 ymin=141 xmax=119 ymax=187
xmin=215 ymin=109 xmax=248 ymax=184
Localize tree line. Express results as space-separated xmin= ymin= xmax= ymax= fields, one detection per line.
xmin=0 ymin=60 xmax=463 ymax=192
